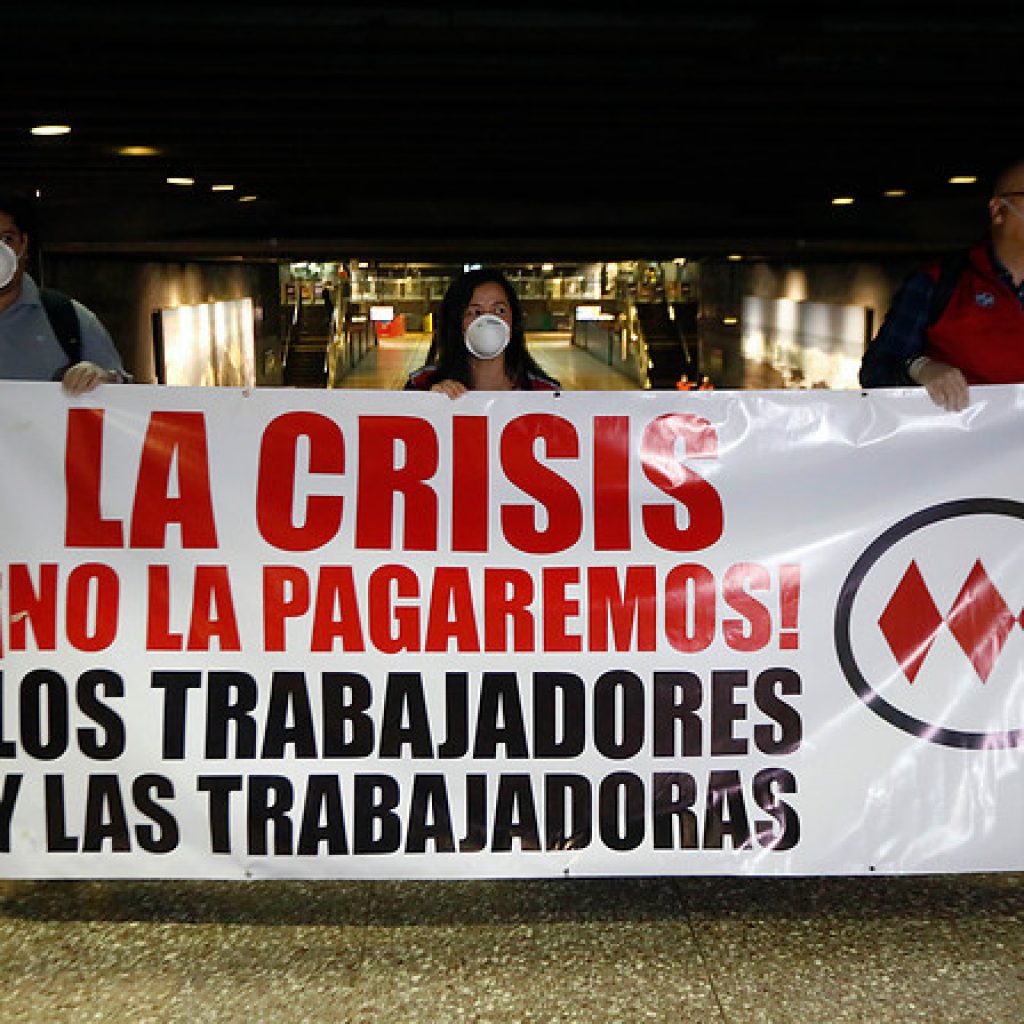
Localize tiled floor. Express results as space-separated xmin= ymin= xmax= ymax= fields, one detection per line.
xmin=0 ymin=874 xmax=1020 ymax=1023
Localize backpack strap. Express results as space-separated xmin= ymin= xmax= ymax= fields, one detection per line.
xmin=925 ymin=250 xmax=969 ymax=327
xmin=39 ymin=288 xmax=82 ymax=366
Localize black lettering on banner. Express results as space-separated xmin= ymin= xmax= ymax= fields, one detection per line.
xmin=473 ymin=673 xmax=529 ymax=759
xmin=0 ymin=774 xmax=22 ymax=852
xmin=152 ymin=670 xmax=202 ymax=759
xmin=132 ymin=774 xmax=179 ymax=853
xmin=651 ymin=772 xmax=698 ymax=849
xmin=380 ymin=673 xmax=433 ymax=758
xmin=21 ymin=670 xmax=69 ymax=760
xmin=703 ymin=769 xmax=751 ymax=849
xmin=44 ymin=775 xmax=78 ymax=852
xmin=248 ymin=776 xmax=295 ymax=855
xmin=598 ymin=771 xmax=645 ymax=850
xmin=353 ymin=774 xmax=401 ymax=854
xmin=752 ymin=767 xmax=800 ymax=850
xmin=83 ymin=774 xmax=132 ymax=852
xmin=406 ymin=774 xmax=456 ymax=853
xmin=436 ymin=673 xmax=469 ymax=759
xmin=710 ymin=671 xmax=748 ymax=755
xmin=298 ymin=775 xmax=348 ymax=855
xmin=197 ymin=775 xmax=243 ymax=853
xmin=263 ymin=672 xmax=317 ymax=759
xmin=593 ymin=671 xmax=645 ymax=759
xmin=492 ymin=774 xmax=541 ymax=851
xmin=533 ymin=673 xmax=586 ymax=758
xmin=76 ymin=670 xmax=126 ymax=760
xmin=652 ymin=671 xmax=703 ymax=757
xmin=458 ymin=774 xmax=487 ymax=852
xmin=544 ymin=773 xmax=591 ymax=850
xmin=206 ymin=672 xmax=259 ymax=758
xmin=753 ymin=669 xmax=803 ymax=755
xmin=321 ymin=673 xmax=374 ymax=757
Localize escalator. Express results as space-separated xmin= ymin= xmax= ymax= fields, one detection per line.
xmin=283 ymin=299 xmax=333 ymax=388
xmin=635 ymin=301 xmax=699 ymax=388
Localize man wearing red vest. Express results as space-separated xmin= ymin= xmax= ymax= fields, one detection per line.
xmin=860 ymin=158 xmax=1024 ymax=411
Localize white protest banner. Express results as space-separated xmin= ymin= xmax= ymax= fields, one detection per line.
xmin=0 ymin=381 xmax=1021 ymax=879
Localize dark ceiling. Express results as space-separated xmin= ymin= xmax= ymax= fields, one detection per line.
xmin=5 ymin=3 xmax=1024 ymax=261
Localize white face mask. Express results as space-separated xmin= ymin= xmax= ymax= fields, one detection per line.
xmin=464 ymin=313 xmax=510 ymax=360
xmin=0 ymin=241 xmax=18 ymax=290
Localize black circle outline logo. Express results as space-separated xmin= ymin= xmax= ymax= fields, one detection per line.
xmin=835 ymin=498 xmax=1024 ymax=750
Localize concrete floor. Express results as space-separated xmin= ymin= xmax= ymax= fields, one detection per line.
xmin=0 ymin=874 xmax=1020 ymax=1023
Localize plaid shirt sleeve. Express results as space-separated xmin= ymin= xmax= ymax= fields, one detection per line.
xmin=859 ymin=270 xmax=934 ymax=388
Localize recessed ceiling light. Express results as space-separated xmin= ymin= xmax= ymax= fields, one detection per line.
xmin=31 ymin=124 xmax=71 ymax=136
xmin=118 ymin=145 xmax=160 ymax=157
xmin=211 ymin=184 xmax=235 ymax=192
xmin=948 ymin=175 xmax=977 ymax=185
xmin=831 ymin=196 xmax=855 ymax=206
xmin=722 ymin=317 xmax=739 ymax=325
xmin=166 ymin=176 xmax=195 ymax=186
xmin=727 ymin=253 xmax=743 ymax=261
xmin=884 ymin=189 xmax=907 ymax=198
xmin=238 ymin=194 xmax=259 ymax=203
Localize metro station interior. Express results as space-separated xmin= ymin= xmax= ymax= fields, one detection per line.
xmin=6 ymin=4 xmax=1022 ymax=398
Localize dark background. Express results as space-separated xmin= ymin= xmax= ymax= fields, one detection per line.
xmin=5 ymin=3 xmax=1023 ymax=262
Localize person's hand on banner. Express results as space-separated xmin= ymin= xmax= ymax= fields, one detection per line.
xmin=61 ymin=360 xmax=126 ymax=395
xmin=908 ymin=356 xmax=970 ymax=412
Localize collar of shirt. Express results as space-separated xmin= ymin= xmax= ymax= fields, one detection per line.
xmin=987 ymin=243 xmax=1024 ymax=306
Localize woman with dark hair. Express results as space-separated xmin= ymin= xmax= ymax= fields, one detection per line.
xmin=405 ymin=267 xmax=560 ymax=397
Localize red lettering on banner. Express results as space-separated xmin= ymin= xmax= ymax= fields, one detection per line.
xmin=65 ymin=409 xmax=124 ymax=547
xmin=146 ymin=565 xmax=240 ymax=651
xmin=257 ymin=413 xmax=345 ymax=552
xmin=483 ymin=568 xmax=535 ymax=652
xmin=588 ymin=566 xmax=658 ymax=651
xmin=542 ymin=567 xmax=582 ymax=652
xmin=7 ymin=563 xmax=119 ymax=652
xmin=593 ymin=416 xmax=632 ymax=550
xmin=722 ymin=563 xmax=772 ymax=652
xmin=263 ymin=566 xmax=309 ymax=652
xmin=640 ymin=414 xmax=723 ymax=552
xmin=501 ymin=414 xmax=583 ymax=555
xmin=130 ymin=413 xmax=218 ymax=549
xmin=664 ymin=564 xmax=717 ymax=653
xmin=356 ymin=417 xmax=439 ymax=550
xmin=367 ymin=564 xmax=421 ymax=653
xmin=311 ymin=567 xmax=365 ymax=652
xmin=425 ymin=568 xmax=480 ymax=652
xmin=452 ymin=416 xmax=489 ymax=551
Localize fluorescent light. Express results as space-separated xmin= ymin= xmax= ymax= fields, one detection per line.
xmin=238 ymin=194 xmax=259 ymax=203
xmin=118 ymin=145 xmax=160 ymax=157
xmin=31 ymin=124 xmax=71 ymax=136
xmin=211 ymin=184 xmax=235 ymax=192
xmin=723 ymin=316 xmax=739 ymax=325
xmin=727 ymin=253 xmax=743 ymax=261
xmin=166 ymin=177 xmax=195 ymax=186
xmin=948 ymin=175 xmax=977 ymax=185
xmin=884 ymin=189 xmax=907 ymax=198
xmin=831 ymin=196 xmax=855 ymax=206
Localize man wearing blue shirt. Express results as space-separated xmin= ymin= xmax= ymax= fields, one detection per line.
xmin=0 ymin=192 xmax=128 ymax=394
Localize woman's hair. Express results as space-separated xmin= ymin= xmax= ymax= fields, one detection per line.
xmin=425 ymin=267 xmax=553 ymax=387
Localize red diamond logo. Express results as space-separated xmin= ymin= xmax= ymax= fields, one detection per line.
xmin=946 ymin=561 xmax=1016 ymax=683
xmin=878 ymin=561 xmax=944 ymax=684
